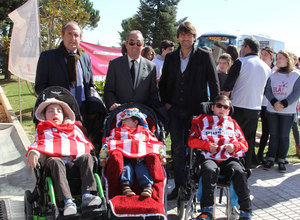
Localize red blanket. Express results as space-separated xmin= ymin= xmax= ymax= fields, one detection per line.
xmin=103 ymin=125 xmax=164 ymax=158
xmin=28 ymin=121 xmax=94 ymax=158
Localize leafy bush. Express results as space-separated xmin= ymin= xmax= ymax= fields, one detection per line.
xmin=94 ymin=80 xmax=105 ymax=99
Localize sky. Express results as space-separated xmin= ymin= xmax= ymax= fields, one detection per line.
xmin=82 ymin=0 xmax=300 ymax=55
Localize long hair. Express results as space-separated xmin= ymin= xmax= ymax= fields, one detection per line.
xmin=276 ymin=50 xmax=295 ymax=73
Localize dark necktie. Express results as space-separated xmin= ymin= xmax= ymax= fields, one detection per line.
xmin=130 ymin=60 xmax=135 ymax=85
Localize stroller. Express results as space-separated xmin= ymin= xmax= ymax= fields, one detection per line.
xmin=101 ymin=103 xmax=168 ymax=220
xmin=176 ymin=102 xmax=251 ymax=220
xmin=24 ymin=86 xmax=107 ymax=219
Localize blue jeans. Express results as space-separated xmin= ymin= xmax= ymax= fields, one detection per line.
xmin=266 ymin=112 xmax=294 ymax=163
xmin=120 ymin=159 xmax=153 ymax=189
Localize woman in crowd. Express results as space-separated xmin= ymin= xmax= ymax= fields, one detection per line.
xmin=264 ymin=50 xmax=300 ymax=172
xmin=142 ymin=46 xmax=156 ymax=61
xmin=257 ymin=46 xmax=275 ymax=164
xmin=226 ymin=44 xmax=239 ymax=63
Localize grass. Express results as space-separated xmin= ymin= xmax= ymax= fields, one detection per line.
xmin=0 ymin=74 xmax=299 ymax=164
xmin=0 ymin=75 xmax=36 ymax=142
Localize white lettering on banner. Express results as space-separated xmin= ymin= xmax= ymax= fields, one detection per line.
xmin=93 ymin=51 xmax=122 ymax=56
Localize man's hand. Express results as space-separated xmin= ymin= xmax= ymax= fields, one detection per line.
xmin=209 ymin=143 xmax=218 ymax=153
xmin=224 ymin=144 xmax=235 ymax=153
xmin=26 ymin=152 xmax=38 ymax=168
xmin=164 ymin=103 xmax=172 ymax=111
xmin=109 ymin=103 xmax=121 ymax=111
xmin=161 ymin=158 xmax=167 ymax=166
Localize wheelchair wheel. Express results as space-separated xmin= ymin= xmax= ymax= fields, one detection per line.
xmin=24 ymin=190 xmax=33 ymax=220
xmin=177 ymin=197 xmax=185 ymax=220
xmin=184 ymin=191 xmax=200 ymax=220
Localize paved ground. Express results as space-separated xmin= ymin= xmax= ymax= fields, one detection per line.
xmin=167 ymin=163 xmax=300 ymax=220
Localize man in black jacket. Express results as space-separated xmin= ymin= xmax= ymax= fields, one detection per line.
xmin=159 ymin=22 xmax=220 ymax=200
xmin=35 ymin=21 xmax=106 ymax=144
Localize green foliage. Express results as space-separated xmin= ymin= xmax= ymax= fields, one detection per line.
xmin=94 ymin=80 xmax=105 ymax=99
xmin=40 ymin=0 xmax=99 ymax=50
xmin=119 ymin=0 xmax=186 ymax=51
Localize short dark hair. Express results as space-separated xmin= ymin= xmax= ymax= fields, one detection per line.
xmin=243 ymin=37 xmax=260 ymax=54
xmin=159 ymin=40 xmax=175 ymax=54
xmin=177 ymin=22 xmax=197 ymax=39
xmin=213 ymin=95 xmax=231 ymax=106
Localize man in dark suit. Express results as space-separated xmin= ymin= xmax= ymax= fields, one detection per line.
xmin=159 ymin=22 xmax=220 ymax=200
xmin=35 ymin=21 xmax=106 ymax=144
xmin=104 ymin=30 xmax=160 ymax=111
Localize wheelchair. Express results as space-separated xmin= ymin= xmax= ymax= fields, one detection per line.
xmin=177 ymin=102 xmax=251 ymax=220
xmin=24 ymin=86 xmax=107 ymax=219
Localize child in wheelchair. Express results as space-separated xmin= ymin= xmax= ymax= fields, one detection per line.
xmin=26 ymin=98 xmax=101 ymax=216
xmin=188 ymin=95 xmax=252 ymax=220
xmin=100 ymin=107 xmax=166 ymax=198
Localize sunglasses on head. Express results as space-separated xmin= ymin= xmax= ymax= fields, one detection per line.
xmin=215 ymin=103 xmax=230 ymax=110
xmin=127 ymin=41 xmax=142 ymax=47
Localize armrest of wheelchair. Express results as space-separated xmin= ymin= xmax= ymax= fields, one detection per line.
xmin=90 ymin=150 xmax=99 ymax=173
xmin=34 ymin=162 xmax=42 ymax=181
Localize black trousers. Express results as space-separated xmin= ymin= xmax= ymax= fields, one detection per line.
xmin=168 ymin=105 xmax=192 ymax=188
xmin=45 ymin=154 xmax=97 ymax=201
xmin=200 ymin=158 xmax=252 ymax=213
xmin=232 ymin=107 xmax=260 ymax=169
xmin=258 ymin=106 xmax=269 ymax=157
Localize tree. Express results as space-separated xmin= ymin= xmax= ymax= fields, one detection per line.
xmin=119 ymin=0 xmax=186 ymax=51
xmin=0 ymin=0 xmax=100 ymax=79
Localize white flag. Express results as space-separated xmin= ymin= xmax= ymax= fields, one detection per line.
xmin=8 ymin=0 xmax=40 ymax=83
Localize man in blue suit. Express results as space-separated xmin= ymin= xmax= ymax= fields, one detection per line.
xmin=35 ymin=21 xmax=106 ymax=143
xmin=104 ymin=30 xmax=160 ymax=111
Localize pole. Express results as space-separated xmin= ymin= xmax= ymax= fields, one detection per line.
xmin=18 ymin=77 xmax=22 ymax=124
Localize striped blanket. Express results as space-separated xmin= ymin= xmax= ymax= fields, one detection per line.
xmin=102 ymin=125 xmax=164 ymax=159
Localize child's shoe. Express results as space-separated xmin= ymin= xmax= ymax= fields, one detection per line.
xmin=63 ymin=200 xmax=77 ymax=216
xmin=81 ymin=194 xmax=102 ymax=208
xmin=122 ymin=185 xmax=136 ymax=196
xmin=239 ymin=210 xmax=252 ymax=219
xmin=196 ymin=206 xmax=213 ymax=220
xmin=141 ymin=187 xmax=153 ymax=197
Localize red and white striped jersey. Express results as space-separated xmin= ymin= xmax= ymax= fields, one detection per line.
xmin=188 ymin=114 xmax=248 ymax=161
xmin=28 ymin=121 xmax=94 ymax=158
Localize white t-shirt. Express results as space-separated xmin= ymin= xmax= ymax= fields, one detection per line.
xmin=231 ymin=55 xmax=271 ymax=110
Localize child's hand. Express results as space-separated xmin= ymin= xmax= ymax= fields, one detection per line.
xmin=26 ymin=152 xmax=38 ymax=168
xmin=209 ymin=143 xmax=218 ymax=153
xmin=224 ymin=144 xmax=235 ymax=153
xmin=100 ymin=161 xmax=106 ymax=167
xmin=161 ymin=158 xmax=167 ymax=165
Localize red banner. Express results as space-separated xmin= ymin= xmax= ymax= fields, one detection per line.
xmin=79 ymin=41 xmax=122 ymax=81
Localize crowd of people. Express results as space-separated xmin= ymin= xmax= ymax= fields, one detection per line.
xmin=27 ymin=20 xmax=300 ymax=219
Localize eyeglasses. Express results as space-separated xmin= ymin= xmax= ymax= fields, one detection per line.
xmin=127 ymin=41 xmax=143 ymax=47
xmin=215 ymin=103 xmax=230 ymax=110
